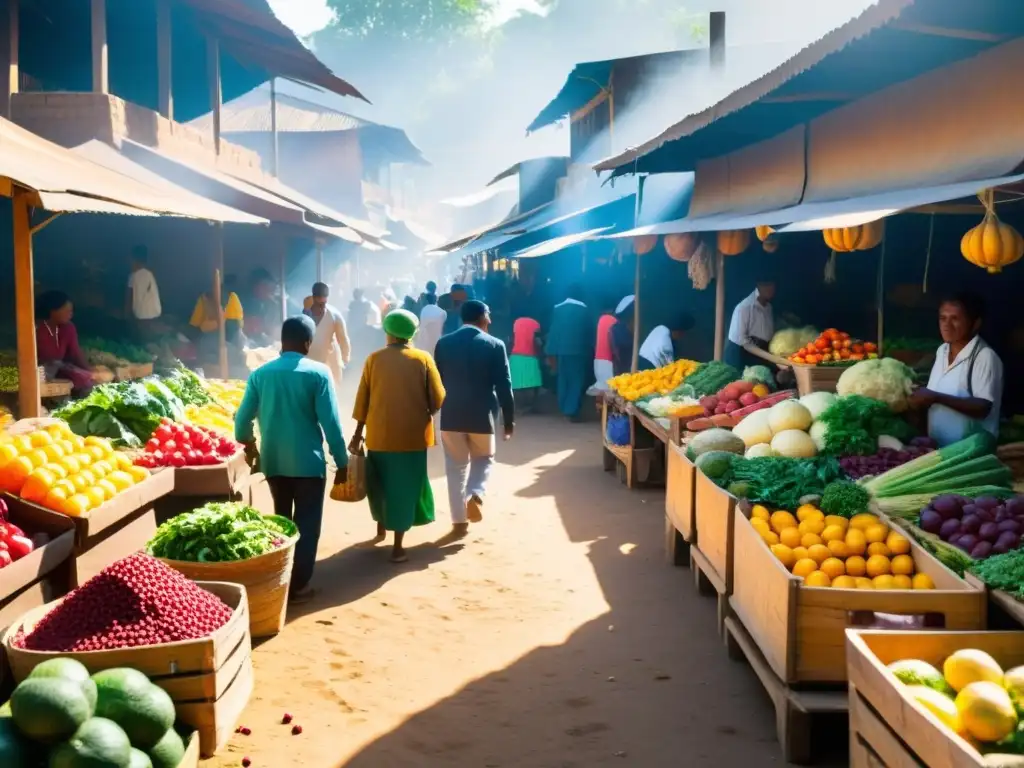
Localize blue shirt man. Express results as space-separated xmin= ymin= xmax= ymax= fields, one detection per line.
xmin=235 ymin=315 xmax=347 ymax=602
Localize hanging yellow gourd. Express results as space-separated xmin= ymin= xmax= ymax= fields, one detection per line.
xmin=633 ymin=235 xmax=658 ymax=255
xmin=664 ymin=233 xmax=699 ymax=262
xmin=762 ymin=236 xmax=779 ymax=253
xmin=717 ymin=229 xmax=751 ymax=256
xmin=755 ymin=225 xmax=775 ymax=242
xmin=822 ymin=219 xmax=885 ymax=252
xmin=961 ymin=189 xmax=1024 ymax=274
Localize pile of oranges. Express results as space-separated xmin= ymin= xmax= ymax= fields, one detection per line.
xmin=749 ymin=503 xmax=936 ymax=590
xmin=788 ymin=328 xmax=878 ymax=366
xmin=0 ymin=422 xmax=150 ymax=516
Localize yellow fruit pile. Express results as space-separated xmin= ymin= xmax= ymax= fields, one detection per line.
xmin=608 ymin=359 xmax=700 ymax=401
xmin=185 ymin=402 xmax=235 ymax=437
xmin=750 ymin=504 xmax=936 ymax=590
xmin=0 ymin=423 xmax=150 ymax=516
xmin=203 ymin=379 xmax=245 ymax=413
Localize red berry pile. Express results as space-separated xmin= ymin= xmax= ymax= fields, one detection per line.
xmin=16 ymin=553 xmax=234 ymax=652
xmin=135 ymin=418 xmax=240 ymax=469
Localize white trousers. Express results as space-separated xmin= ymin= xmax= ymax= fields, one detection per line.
xmin=441 ymin=431 xmax=495 ymax=524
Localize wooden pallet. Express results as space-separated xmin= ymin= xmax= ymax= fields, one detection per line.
xmin=724 ymin=615 xmax=847 ymax=765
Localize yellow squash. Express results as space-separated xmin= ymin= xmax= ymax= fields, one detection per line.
xmin=961 ymin=193 xmax=1023 ymax=274
xmin=717 ymin=229 xmax=751 ymax=256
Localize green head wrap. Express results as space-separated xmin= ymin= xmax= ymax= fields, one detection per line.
xmin=383 ymin=308 xmax=419 ymax=340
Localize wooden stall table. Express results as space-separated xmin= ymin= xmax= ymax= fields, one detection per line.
xmin=600 ymin=394 xmax=636 ymax=487
xmin=965 ymin=571 xmax=1024 ymax=629
xmin=115 ymin=362 xmax=155 ymax=381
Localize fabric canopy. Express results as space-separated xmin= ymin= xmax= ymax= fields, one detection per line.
xmin=513 ymin=227 xmax=614 ymax=259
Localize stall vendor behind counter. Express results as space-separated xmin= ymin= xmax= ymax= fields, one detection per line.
xmin=726 ymin=280 xmax=775 ymax=369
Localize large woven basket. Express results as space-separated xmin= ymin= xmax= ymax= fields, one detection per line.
xmin=158 ymin=537 xmax=297 ymax=639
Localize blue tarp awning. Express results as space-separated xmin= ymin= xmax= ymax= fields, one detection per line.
xmin=596 ymin=0 xmax=1024 ymax=176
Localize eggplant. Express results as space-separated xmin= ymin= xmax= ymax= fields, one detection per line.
xmin=957 ymin=534 xmax=979 ymax=553
xmin=979 ymin=522 xmax=1000 ymax=542
xmin=994 ymin=531 xmax=1021 ymax=554
xmin=971 ymin=541 xmax=994 ymax=559
xmin=997 ymin=520 xmax=1021 ymax=535
xmin=961 ymin=504 xmax=980 ymax=520
xmin=976 ymin=496 xmax=1003 ymax=511
xmin=919 ymin=509 xmax=943 ymax=535
xmin=932 ymin=495 xmax=963 ymax=520
xmin=961 ymin=515 xmax=981 ymax=535
xmin=939 ymin=518 xmax=962 ymax=540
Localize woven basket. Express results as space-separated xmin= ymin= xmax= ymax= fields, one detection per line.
xmin=997 ymin=442 xmax=1024 ymax=481
xmin=330 ymin=451 xmax=366 ymax=503
xmin=158 ymin=537 xmax=297 ymax=639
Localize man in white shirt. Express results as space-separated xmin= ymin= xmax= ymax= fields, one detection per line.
xmin=726 ymin=280 xmax=775 ymax=369
xmin=638 ymin=313 xmax=696 ymax=370
xmin=126 ymin=245 xmax=161 ymax=339
xmin=418 ymin=294 xmax=447 ymax=357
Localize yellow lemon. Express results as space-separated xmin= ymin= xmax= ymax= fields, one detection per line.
xmin=791 ymin=546 xmax=809 ymax=562
xmin=865 ymin=524 xmax=889 ymax=544
xmin=29 ymin=430 xmax=54 ymax=448
xmin=128 ymin=466 xmax=150 ymax=484
xmin=779 ymin=527 xmax=802 ymax=549
xmin=771 ymin=511 xmax=798 ymax=533
xmin=750 ymin=517 xmax=770 ymax=535
xmin=44 ymin=462 xmax=68 ymax=481
xmin=84 ymin=436 xmax=113 ymax=454
xmin=26 ymin=449 xmax=49 ymax=469
xmin=844 ymin=529 xmax=867 ymax=556
xmin=113 ymin=453 xmax=133 ymax=472
xmin=83 ymin=487 xmax=106 ymax=510
xmin=11 ymin=435 xmax=33 ymax=455
xmin=771 ymin=544 xmax=796 ymax=569
xmin=892 ymin=574 xmax=913 ymax=590
xmin=41 ymin=443 xmax=66 ymax=462
xmin=796 ymin=504 xmax=820 ymax=522
xmin=792 ymin=558 xmax=818 ymax=579
xmin=86 ymin=445 xmax=107 ymax=463
xmin=821 ymin=524 xmax=846 ymax=543
xmin=52 ymin=479 xmax=76 ymax=498
xmin=70 ymin=435 xmax=86 ymax=451
xmin=798 ymin=518 xmax=825 ymax=536
xmin=800 ymin=533 xmax=823 ymax=548
xmin=866 ymin=542 xmax=892 ymax=558
xmin=74 ymin=452 xmax=93 ymax=468
xmin=912 ymin=573 xmax=935 ymax=590
xmin=820 ymin=557 xmax=845 ymax=580
xmin=43 ymin=487 xmax=69 ymax=512
xmin=866 ymin=554 xmax=891 ymax=578
xmin=62 ymin=494 xmax=90 ymax=516
xmin=854 ymin=577 xmax=875 ymax=589
xmin=872 ymin=574 xmax=896 ymax=590
xmin=886 ymin=531 xmax=911 ymax=556
xmin=850 ymin=513 xmax=880 ymax=530
xmin=824 ymin=515 xmax=849 ymax=530
xmin=761 ymin=530 xmax=780 ymax=546
xmin=831 ymin=575 xmax=857 ymax=590
xmin=751 ymin=504 xmax=771 ymax=522
xmin=107 ymin=471 xmax=134 ymax=492
xmin=0 ymin=443 xmax=19 ymax=468
xmin=804 ymin=571 xmax=831 ymax=588
xmin=96 ymin=479 xmax=118 ymax=501
xmin=807 ymin=544 xmax=831 ymax=565
xmin=59 ymin=456 xmax=82 ymax=475
xmin=826 ymin=539 xmax=849 ymax=559
xmin=890 ymin=554 xmax=915 ymax=576
xmin=69 ymin=473 xmax=91 ymax=493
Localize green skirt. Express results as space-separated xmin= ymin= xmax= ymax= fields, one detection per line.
xmin=510 ymin=354 xmax=543 ymax=390
xmin=366 ymin=450 xmax=435 ymax=532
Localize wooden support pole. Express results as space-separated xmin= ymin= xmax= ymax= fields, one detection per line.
xmin=279 ymin=234 xmax=287 ymax=323
xmin=0 ymin=0 xmax=19 ymax=120
xmin=709 ymin=11 xmax=726 ymax=70
xmin=207 ymin=37 xmax=221 ymax=155
xmin=316 ymin=239 xmax=323 ymax=283
xmin=714 ymin=251 xmax=726 ymax=361
xmin=156 ymin=0 xmax=172 ymax=119
xmin=90 ymin=0 xmax=108 ymax=94
xmin=213 ymin=224 xmax=228 ymax=379
xmin=630 ymin=252 xmax=641 ymax=373
xmin=270 ymin=78 xmax=279 ymax=177
xmin=13 ymin=189 xmax=39 ymax=418
xmin=876 ymin=238 xmax=886 ymax=356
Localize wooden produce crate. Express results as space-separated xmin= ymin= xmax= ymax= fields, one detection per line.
xmin=729 ymin=505 xmax=987 ymax=685
xmin=848 ymin=685 xmax=920 ymax=768
xmin=847 ymin=629 xmax=1024 ymax=768
xmin=601 ymin=397 xmax=636 ymax=488
xmin=792 ymin=365 xmax=847 ymax=396
xmin=179 ymin=731 xmax=201 ymax=768
xmin=664 ymin=442 xmax=696 ymax=566
xmin=691 ymin=470 xmax=738 ymax=634
xmin=964 ymin=572 xmax=1024 ymax=630
xmin=39 ymin=379 xmax=73 ymax=399
xmin=171 ymin=450 xmax=250 ymax=498
xmin=115 ymin=362 xmax=155 ymax=381
xmin=3 ymin=581 xmax=252 ymax=758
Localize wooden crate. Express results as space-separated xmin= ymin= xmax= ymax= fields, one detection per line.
xmin=177 ymin=652 xmax=254 ymax=757
xmin=115 ymin=362 xmax=155 ymax=381
xmin=849 ymin=683 xmax=924 ymax=768
xmin=792 ymin=365 xmax=847 ymax=396
xmin=847 ymin=630 xmax=1024 ymax=768
xmin=171 ymin=450 xmax=250 ymax=497
xmin=179 ymin=731 xmax=201 ymax=768
xmin=964 ymin=572 xmax=1024 ymax=629
xmin=664 ymin=442 xmax=696 ymax=565
xmin=691 ymin=470 xmax=737 ymax=633
xmin=729 ymin=506 xmax=987 ymax=685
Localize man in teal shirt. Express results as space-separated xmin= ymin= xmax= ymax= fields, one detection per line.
xmin=235 ymin=316 xmax=348 ymax=603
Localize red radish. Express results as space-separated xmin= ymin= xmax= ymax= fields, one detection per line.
xmin=282 ymin=713 xmax=293 ymax=724
xmin=242 ymin=758 xmax=252 ymax=767
xmin=7 ymin=535 xmax=33 ymax=561
xmin=292 ymin=725 xmax=303 ymax=735
xmin=0 ymin=551 xmax=11 ymax=568
xmin=739 ymin=392 xmax=759 ymax=407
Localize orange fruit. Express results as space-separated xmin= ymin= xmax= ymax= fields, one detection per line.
xmin=827 ymin=539 xmax=849 ymax=559
xmin=850 ymin=513 xmax=880 ymax=530
xmin=771 ymin=511 xmax=798 ymax=533
xmin=807 ymin=544 xmax=831 ymax=564
xmin=761 ymin=530 xmax=780 ymax=546
xmin=854 ymin=577 xmax=874 ymax=589
xmin=820 ymin=557 xmax=845 ymax=580
xmin=831 ymin=575 xmax=857 ymax=590
xmin=912 ymin=573 xmax=935 ymax=590
xmin=83 ymin=487 xmax=106 ymax=510
xmin=892 ymin=575 xmax=913 ymax=590
xmin=771 ymin=544 xmax=796 ymax=569
xmin=824 ymin=515 xmax=848 ymax=530
xmin=866 ymin=554 xmax=891 ymax=578
xmin=21 ymin=467 xmax=56 ymax=503
xmin=796 ymin=504 xmax=822 ymax=522
xmin=890 ymin=554 xmax=914 ymax=576
xmin=43 ymin=487 xmax=69 ymax=511
xmin=779 ymin=527 xmax=802 ymax=548
xmin=798 ymin=518 xmax=825 ymax=536
xmin=886 ymin=531 xmax=911 ymax=555
xmin=62 ymin=494 xmax=90 ymax=516
xmin=29 ymin=430 xmax=53 ymax=448
xmin=791 ymin=546 xmax=809 ymax=562
xmin=801 ymin=533 xmax=823 ymax=548
xmin=804 ymin=571 xmax=831 ymax=588
xmin=0 ymin=443 xmax=20 ymax=467
xmin=867 ymin=542 xmax=892 ymax=558
xmin=844 ymin=529 xmax=867 ymax=556
xmin=96 ymin=479 xmax=118 ymax=501
xmin=750 ymin=518 xmax=770 ymax=535
xmin=872 ymin=574 xmax=896 ymax=590
xmin=865 ymin=524 xmax=889 ymax=544
xmin=0 ymin=455 xmax=34 ymax=493
xmin=792 ymin=558 xmax=818 ymax=579
xmin=821 ymin=524 xmax=846 ymax=543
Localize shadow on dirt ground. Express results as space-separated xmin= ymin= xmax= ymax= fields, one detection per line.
xmin=335 ymin=422 xmax=847 ymax=768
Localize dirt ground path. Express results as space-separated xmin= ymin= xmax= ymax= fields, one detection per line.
xmin=203 ymin=416 xmax=819 ymax=768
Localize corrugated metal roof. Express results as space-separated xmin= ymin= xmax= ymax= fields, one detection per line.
xmin=596 ymin=0 xmax=1024 ymax=175
xmin=513 ymin=227 xmax=614 ymax=259
xmin=34 ymin=193 xmax=158 ymax=217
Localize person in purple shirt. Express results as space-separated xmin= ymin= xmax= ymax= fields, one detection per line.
xmin=35 ymin=291 xmax=94 ymax=396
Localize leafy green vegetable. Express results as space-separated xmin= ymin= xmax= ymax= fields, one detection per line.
xmin=147 ymin=502 xmax=297 ymax=563
xmin=742 ymin=365 xmax=776 ymax=391
xmin=970 ymin=549 xmax=1024 ymax=600
xmin=820 ymin=480 xmax=870 ymax=518
xmin=53 ymin=379 xmax=185 ymax=443
xmin=678 ymin=361 xmax=740 ymax=398
xmin=81 ymin=337 xmax=153 ymax=364
xmin=161 ymin=367 xmax=213 ymax=406
xmin=713 ymin=455 xmax=843 ymax=510
xmin=816 ymin=395 xmax=915 ymax=455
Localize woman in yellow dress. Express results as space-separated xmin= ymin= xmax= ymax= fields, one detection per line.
xmin=188 ymin=275 xmax=245 ymax=368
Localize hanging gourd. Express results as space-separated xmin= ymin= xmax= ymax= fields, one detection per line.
xmin=762 ymin=236 xmax=780 ymax=253
xmin=664 ymin=233 xmax=699 ymax=262
xmin=822 ymin=219 xmax=885 ymax=252
xmin=961 ymin=189 xmax=1024 ymax=274
xmin=755 ymin=225 xmax=775 ymax=242
xmin=717 ymin=229 xmax=751 ymax=256
xmin=633 ymin=235 xmax=658 ymax=255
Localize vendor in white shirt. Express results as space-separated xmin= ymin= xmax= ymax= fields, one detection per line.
xmin=726 ymin=279 xmax=775 ymax=369
xmin=909 ymin=292 xmax=1003 ymax=447
xmin=638 ymin=313 xmax=696 ymax=371
xmin=125 ymin=245 xmax=162 ymax=339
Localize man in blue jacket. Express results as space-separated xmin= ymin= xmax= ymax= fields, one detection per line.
xmin=433 ymin=300 xmax=514 ymax=540
xmin=545 ymin=283 xmax=595 ymax=421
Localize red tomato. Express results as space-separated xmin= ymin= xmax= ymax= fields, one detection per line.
xmin=163 ymin=440 xmax=177 ymax=453
xmin=0 ymin=551 xmax=11 ymax=568
xmin=154 ymin=424 xmax=172 ymax=442
xmin=145 ymin=439 xmax=160 ymax=453
xmin=169 ymin=452 xmax=187 ymax=468
xmin=184 ymin=450 xmax=198 ymax=465
xmin=202 ymin=453 xmax=220 ymax=466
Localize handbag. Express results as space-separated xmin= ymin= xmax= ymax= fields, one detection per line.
xmin=330 ymin=444 xmax=367 ymax=503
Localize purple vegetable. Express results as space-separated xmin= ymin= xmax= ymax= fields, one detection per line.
xmin=979 ymin=522 xmax=1000 ymax=541
xmin=932 ymin=496 xmax=963 ymax=520
xmin=957 ymin=534 xmax=979 ymax=553
xmin=961 ymin=504 xmax=980 ymax=520
xmin=995 ymin=509 xmax=1010 ymax=523
xmin=911 ymin=436 xmax=937 ymax=449
xmin=971 ymin=541 xmax=994 ymax=559
xmin=976 ymin=508 xmax=995 ymax=523
xmin=961 ymin=515 xmax=981 ymax=535
xmin=919 ymin=509 xmax=943 ymax=534
xmin=994 ymin=531 xmax=1020 ymax=554
xmin=997 ymin=520 xmax=1021 ymax=535
xmin=1004 ymin=497 xmax=1024 ymax=516
xmin=949 ymin=533 xmax=964 ymax=547
xmin=976 ymin=496 xmax=1002 ymax=511
xmin=939 ymin=518 xmax=962 ymax=540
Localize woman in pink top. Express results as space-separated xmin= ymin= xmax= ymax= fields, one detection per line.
xmin=591 ymin=299 xmax=621 ymax=392
xmin=509 ymin=316 xmax=543 ymax=407
xmin=35 ymin=291 xmax=95 ymax=396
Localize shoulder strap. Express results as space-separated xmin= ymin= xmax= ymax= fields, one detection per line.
xmin=966 ymin=341 xmax=982 ymax=398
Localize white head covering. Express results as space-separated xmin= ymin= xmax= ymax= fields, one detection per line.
xmin=615 ymin=295 xmax=635 ymax=314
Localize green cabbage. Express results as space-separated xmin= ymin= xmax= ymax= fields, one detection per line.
xmin=768 ymin=326 xmax=818 ymax=357
xmin=836 ymin=358 xmax=915 ymax=412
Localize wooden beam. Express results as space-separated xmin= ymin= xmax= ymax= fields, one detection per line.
xmin=279 ymin=233 xmax=287 ymax=324
xmin=570 ymin=89 xmax=608 ymax=124
xmin=90 ymin=0 xmax=108 ymax=94
xmin=630 ymin=253 xmax=640 ymax=373
xmin=213 ymin=224 xmax=227 ymax=379
xmin=0 ymin=0 xmax=19 ymax=119
xmin=713 ymin=251 xmax=725 ymax=362
xmin=889 ymin=20 xmax=1010 ymax=43
xmin=270 ymin=78 xmax=279 ymax=177
xmin=207 ymin=36 xmax=221 ymax=155
xmin=13 ymin=188 xmax=39 ymax=418
xmin=157 ymin=0 xmax=172 ymax=119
